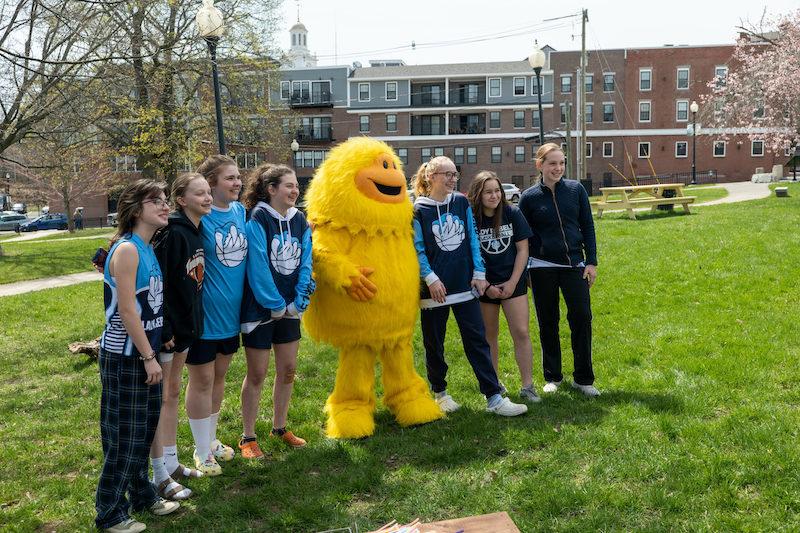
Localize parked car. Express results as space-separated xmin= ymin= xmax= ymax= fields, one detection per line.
xmin=11 ymin=202 xmax=26 ymax=214
xmin=19 ymin=213 xmax=68 ymax=231
xmin=107 ymin=212 xmax=118 ymax=227
xmin=0 ymin=212 xmax=28 ymax=231
xmin=502 ymin=183 xmax=521 ymax=203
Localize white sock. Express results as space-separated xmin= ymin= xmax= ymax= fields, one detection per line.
xmin=189 ymin=417 xmax=211 ymax=460
xmin=151 ymin=456 xmax=170 ymax=485
xmin=163 ymin=444 xmax=179 ymax=474
xmin=209 ymin=411 xmax=220 ymax=445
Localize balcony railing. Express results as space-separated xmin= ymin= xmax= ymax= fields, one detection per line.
xmin=290 ymin=90 xmax=333 ymax=107
xmin=294 ymin=124 xmax=332 ymax=143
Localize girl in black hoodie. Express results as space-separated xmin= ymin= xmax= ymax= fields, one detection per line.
xmin=149 ymin=173 xmax=212 ymax=500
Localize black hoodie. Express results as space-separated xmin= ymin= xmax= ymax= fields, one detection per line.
xmin=153 ymin=210 xmax=205 ymax=351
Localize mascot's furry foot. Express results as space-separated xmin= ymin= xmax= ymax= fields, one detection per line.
xmin=379 ymin=346 xmax=443 ymax=428
xmin=325 ymin=399 xmax=376 ymax=439
xmin=390 ymin=394 xmax=443 ymax=428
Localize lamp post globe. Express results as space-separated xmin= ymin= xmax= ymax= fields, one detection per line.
xmin=528 ymin=41 xmax=547 ymax=146
xmin=690 ymin=100 xmax=699 ymax=185
xmin=290 ymin=138 xmax=300 ymax=168
xmin=196 ymin=0 xmax=227 ymax=154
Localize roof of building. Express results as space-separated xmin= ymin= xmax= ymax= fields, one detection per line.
xmin=290 ymin=22 xmax=307 ymax=32
xmin=352 ymin=59 xmax=539 ymax=78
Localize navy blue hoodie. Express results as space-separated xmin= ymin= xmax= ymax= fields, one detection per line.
xmin=413 ymin=192 xmax=485 ymax=309
xmin=518 ymin=178 xmax=598 ymax=267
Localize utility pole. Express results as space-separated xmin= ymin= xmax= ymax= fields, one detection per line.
xmin=578 ymin=8 xmax=588 ymax=183
xmin=565 ymin=102 xmax=573 ymax=181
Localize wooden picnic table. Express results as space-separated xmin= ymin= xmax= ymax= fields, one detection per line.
xmin=594 ymin=183 xmax=696 ymax=220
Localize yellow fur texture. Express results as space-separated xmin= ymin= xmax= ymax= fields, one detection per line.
xmin=303 ymin=137 xmax=443 ymax=439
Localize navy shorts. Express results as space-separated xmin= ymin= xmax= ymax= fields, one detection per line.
xmin=479 ymin=275 xmax=529 ymax=305
xmin=242 ymin=319 xmax=301 ymax=350
xmin=186 ymin=335 xmax=240 ymax=365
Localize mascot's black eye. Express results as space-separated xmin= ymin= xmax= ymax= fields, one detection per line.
xmin=382 ymin=160 xmax=388 ymax=169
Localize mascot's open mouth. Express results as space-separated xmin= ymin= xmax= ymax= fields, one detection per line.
xmin=373 ymin=182 xmax=402 ymax=196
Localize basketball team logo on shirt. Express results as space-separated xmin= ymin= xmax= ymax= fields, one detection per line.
xmin=147 ymin=273 xmax=163 ymax=315
xmin=270 ymin=231 xmax=301 ymax=275
xmin=432 ymin=213 xmax=465 ymax=252
xmin=479 ymin=224 xmax=514 ymax=255
xmin=215 ymin=224 xmax=247 ymax=267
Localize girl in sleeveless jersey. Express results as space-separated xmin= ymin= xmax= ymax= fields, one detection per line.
xmin=184 ymin=155 xmax=247 ymax=475
xmin=238 ymin=164 xmax=314 ymax=458
xmin=148 ymin=173 xmax=212 ymax=500
xmin=466 ymin=171 xmax=539 ymax=404
xmin=412 ymin=157 xmax=527 ymax=417
xmin=96 ymin=179 xmax=180 ymax=531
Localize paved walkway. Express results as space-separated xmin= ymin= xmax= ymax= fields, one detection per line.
xmin=1 ymin=231 xmax=112 ymax=243
xmin=695 ymin=181 xmax=771 ymax=206
xmin=0 ymin=271 xmax=103 ymax=297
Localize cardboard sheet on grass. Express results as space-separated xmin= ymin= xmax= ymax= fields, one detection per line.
xmin=319 ymin=512 xmax=520 ymax=533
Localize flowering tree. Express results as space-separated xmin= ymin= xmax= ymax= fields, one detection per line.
xmin=702 ymin=9 xmax=800 ymax=154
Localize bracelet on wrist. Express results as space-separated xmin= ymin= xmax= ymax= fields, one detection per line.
xmin=139 ymin=351 xmax=156 ymax=362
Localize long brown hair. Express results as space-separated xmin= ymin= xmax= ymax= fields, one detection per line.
xmin=410 ymin=155 xmax=452 ymax=198
xmin=241 ymin=163 xmax=294 ymax=210
xmin=170 ymin=173 xmax=206 ymax=212
xmin=110 ymin=179 xmax=166 ymax=246
xmin=196 ymin=154 xmax=236 ymax=187
xmin=467 ymin=171 xmax=507 ymax=238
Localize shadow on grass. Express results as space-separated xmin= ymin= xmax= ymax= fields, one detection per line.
xmin=598 ymin=209 xmax=693 ymax=222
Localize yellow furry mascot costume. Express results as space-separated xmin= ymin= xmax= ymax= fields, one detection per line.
xmin=303 ymin=137 xmax=443 ymax=439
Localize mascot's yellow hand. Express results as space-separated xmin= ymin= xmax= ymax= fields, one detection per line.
xmin=346 ymin=266 xmax=377 ymax=302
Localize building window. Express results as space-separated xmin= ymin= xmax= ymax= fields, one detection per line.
xmin=515 ymin=145 xmax=525 ymax=162
xmin=467 ymin=146 xmax=477 ymax=164
xmin=585 ymin=142 xmax=592 ymax=158
xmin=560 ymin=75 xmax=572 ymax=94
xmin=713 ymin=141 xmax=726 ymax=157
xmin=434 ymin=147 xmax=445 ymax=157
xmin=585 ymin=74 xmax=594 ymax=93
xmin=491 ymin=146 xmax=502 ymax=163
xmin=585 ymin=103 xmax=593 ymax=124
xmin=675 ymin=141 xmax=688 ymax=158
xmin=753 ymin=101 xmax=765 ymax=119
xmin=385 ymin=81 xmax=398 ymax=101
xmin=421 ymin=148 xmax=431 ymax=161
xmin=513 ymin=77 xmax=526 ymax=96
xmin=488 ymin=77 xmax=501 ymax=98
xmin=454 ymin=146 xmax=465 ymax=165
xmin=560 ymin=103 xmax=567 ymax=123
xmin=397 ymin=148 xmax=408 ymax=165
xmin=714 ymin=65 xmax=728 ymax=87
xmin=639 ymin=101 xmax=651 ymax=122
xmin=532 ymin=109 xmax=540 ymax=128
xmin=294 ymin=150 xmax=328 ymax=168
xmin=280 ymin=81 xmax=290 ymax=100
xmin=514 ymin=110 xmax=525 ymax=128
xmin=638 ymin=142 xmax=650 ymax=158
xmin=359 ymin=115 xmax=370 ymax=132
xmin=602 ymin=141 xmax=613 ymax=158
xmin=677 ymin=67 xmax=690 ymax=90
xmin=115 ymin=155 xmax=139 ymax=172
xmin=676 ymin=100 xmax=689 ymax=122
xmin=386 ymin=114 xmax=397 ymax=132
xmin=358 ymin=82 xmax=370 ymax=101
xmin=639 ymin=68 xmax=652 ymax=91
xmin=751 ymin=140 xmax=764 ymax=157
xmin=489 ymin=111 xmax=501 ymax=129
xmin=531 ymin=76 xmax=541 ymax=95
xmin=561 ymin=142 xmax=568 ymax=152
xmin=603 ymin=73 xmax=615 ymax=92
xmin=603 ymin=103 xmax=614 ymax=123
xmin=282 ymin=117 xmax=291 ymax=134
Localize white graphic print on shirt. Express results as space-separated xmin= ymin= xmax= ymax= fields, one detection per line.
xmin=270 ymin=231 xmax=301 ymax=275
xmin=432 ymin=213 xmax=465 ymax=252
xmin=478 ymin=223 xmax=514 ymax=255
xmin=215 ymin=224 xmax=248 ymax=267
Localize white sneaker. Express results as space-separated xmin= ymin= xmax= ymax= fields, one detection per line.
xmin=105 ymin=518 xmax=146 ymax=533
xmin=519 ymin=386 xmax=542 ymax=403
xmin=435 ymin=394 xmax=461 ymax=413
xmin=486 ymin=397 xmax=528 ymax=417
xmin=571 ymin=381 xmax=601 ymax=397
xmin=542 ymin=380 xmax=562 ymax=393
xmin=149 ymin=497 xmax=180 ymax=516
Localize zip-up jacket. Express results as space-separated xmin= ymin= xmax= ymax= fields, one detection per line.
xmin=152 ymin=211 xmax=205 ymax=349
xmin=241 ymin=202 xmax=313 ymax=333
xmin=517 ymin=178 xmax=598 ymax=267
xmin=413 ymin=192 xmax=485 ymax=309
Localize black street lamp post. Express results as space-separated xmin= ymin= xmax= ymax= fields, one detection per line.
xmin=196 ymin=0 xmax=226 ymax=155
xmin=528 ymin=41 xmax=547 ymax=146
xmin=690 ymin=100 xmax=699 ymax=185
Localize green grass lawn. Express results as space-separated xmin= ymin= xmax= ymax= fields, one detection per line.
xmin=2 ymin=183 xmax=800 ymax=531
xmin=0 ymin=236 xmax=107 ymax=284
xmin=30 ymin=228 xmax=114 ymax=241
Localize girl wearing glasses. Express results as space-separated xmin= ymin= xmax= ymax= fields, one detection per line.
xmin=184 ymin=155 xmax=248 ymax=476
xmin=466 ymin=171 xmax=540 ymax=404
xmin=518 ymin=143 xmax=599 ymax=398
xmin=96 ymin=179 xmax=181 ymax=531
xmin=148 ymin=173 xmax=212 ymax=501
xmin=412 ymin=156 xmax=527 ymax=417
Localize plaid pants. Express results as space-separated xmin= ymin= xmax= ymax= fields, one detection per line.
xmin=95 ymin=349 xmax=161 ymax=529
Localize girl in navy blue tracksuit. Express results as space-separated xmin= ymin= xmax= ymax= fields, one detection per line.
xmin=239 ymin=164 xmax=314 ymax=456
xmin=412 ymin=156 xmax=526 ymax=417
xmin=518 ymin=143 xmax=600 ymax=398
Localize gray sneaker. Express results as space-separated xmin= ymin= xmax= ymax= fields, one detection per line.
xmin=519 ymin=386 xmax=541 ymax=403
xmin=486 ymin=397 xmax=528 ymax=417
xmin=150 ymin=498 xmax=180 ymax=516
xmin=571 ymin=382 xmax=600 ymax=397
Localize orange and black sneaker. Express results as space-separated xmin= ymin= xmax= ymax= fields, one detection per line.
xmin=238 ymin=436 xmax=265 ymax=459
xmin=271 ymin=429 xmax=307 ymax=448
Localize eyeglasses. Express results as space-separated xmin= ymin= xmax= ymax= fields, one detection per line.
xmin=433 ymin=171 xmax=460 ymax=180
xmin=143 ymin=198 xmax=169 ymax=208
